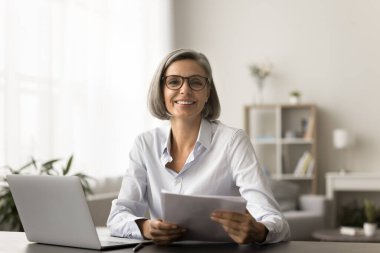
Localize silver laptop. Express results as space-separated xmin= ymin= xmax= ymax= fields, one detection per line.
xmin=7 ymin=175 xmax=148 ymax=250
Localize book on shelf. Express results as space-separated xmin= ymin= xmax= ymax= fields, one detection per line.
xmin=305 ymin=159 xmax=315 ymax=177
xmin=303 ymin=115 xmax=315 ymax=140
xmin=293 ymin=151 xmax=314 ymax=176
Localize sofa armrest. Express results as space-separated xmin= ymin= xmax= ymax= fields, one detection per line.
xmin=299 ymin=194 xmax=326 ymax=215
xmin=87 ymin=192 xmax=118 ymax=227
xmin=282 ymin=195 xmax=328 ymax=240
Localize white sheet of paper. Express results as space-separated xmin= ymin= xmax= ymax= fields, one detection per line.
xmin=161 ymin=190 xmax=247 ymax=242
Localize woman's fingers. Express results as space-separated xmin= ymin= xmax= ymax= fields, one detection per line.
xmin=210 ymin=211 xmax=256 ymax=244
xmin=211 ymin=211 xmax=251 ymax=227
xmin=149 ymin=219 xmax=186 ymax=244
xmin=150 ymin=219 xmax=177 ymax=231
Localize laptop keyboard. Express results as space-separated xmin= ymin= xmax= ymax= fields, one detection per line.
xmin=100 ymin=240 xmax=131 ymax=246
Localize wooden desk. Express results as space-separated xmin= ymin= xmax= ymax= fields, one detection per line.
xmin=2 ymin=232 xmax=380 ymax=253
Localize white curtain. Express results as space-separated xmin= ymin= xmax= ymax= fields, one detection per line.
xmin=0 ymin=0 xmax=173 ymax=177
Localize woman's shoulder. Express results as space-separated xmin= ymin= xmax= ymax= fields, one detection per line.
xmin=135 ymin=123 xmax=170 ymax=144
xmin=210 ymin=120 xmax=248 ymax=140
xmin=211 ymin=120 xmax=245 ymax=134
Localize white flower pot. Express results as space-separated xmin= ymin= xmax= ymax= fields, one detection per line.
xmin=289 ymin=95 xmax=300 ymax=104
xmin=363 ymin=222 xmax=377 ymax=237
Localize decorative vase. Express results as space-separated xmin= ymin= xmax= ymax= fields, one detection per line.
xmin=255 ymin=79 xmax=264 ymax=104
xmin=363 ymin=222 xmax=377 ymax=237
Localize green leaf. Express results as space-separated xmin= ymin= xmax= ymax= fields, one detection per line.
xmin=0 ymin=189 xmax=22 ymax=231
xmin=42 ymin=159 xmax=60 ymax=168
xmin=73 ymin=173 xmax=94 ymax=196
xmin=63 ymin=155 xmax=74 ymax=175
xmin=41 ymin=159 xmax=60 ymax=174
xmin=31 ymin=158 xmax=38 ymax=171
xmin=18 ymin=160 xmax=34 ymax=171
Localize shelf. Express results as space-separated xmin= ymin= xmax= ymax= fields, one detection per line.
xmin=252 ymin=138 xmax=277 ymax=145
xmin=253 ymin=138 xmax=314 ymax=145
xmin=281 ymin=138 xmax=314 ymax=145
xmin=272 ymin=174 xmax=314 ymax=180
xmin=245 ymin=103 xmax=315 ymax=109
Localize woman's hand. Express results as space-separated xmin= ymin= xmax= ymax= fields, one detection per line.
xmin=210 ymin=210 xmax=268 ymax=244
xmin=136 ymin=219 xmax=186 ymax=245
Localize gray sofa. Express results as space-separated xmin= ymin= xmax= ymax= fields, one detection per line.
xmin=87 ymin=176 xmax=121 ymax=227
xmin=270 ymin=179 xmax=328 ymax=240
xmin=284 ymin=194 xmax=327 ymax=240
xmin=87 ymin=191 xmax=118 ymax=226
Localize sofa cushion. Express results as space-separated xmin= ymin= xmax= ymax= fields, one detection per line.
xmin=270 ymin=180 xmax=299 ymax=212
xmin=284 ymin=211 xmax=325 ymax=240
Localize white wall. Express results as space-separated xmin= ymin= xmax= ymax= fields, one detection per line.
xmin=173 ymin=0 xmax=380 ymax=193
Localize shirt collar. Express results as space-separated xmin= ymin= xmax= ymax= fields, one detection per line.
xmin=160 ymin=124 xmax=172 ymax=164
xmin=197 ymin=118 xmax=212 ymax=150
xmin=160 ymin=118 xmax=213 ymax=164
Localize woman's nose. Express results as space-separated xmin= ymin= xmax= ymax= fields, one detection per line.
xmin=179 ymin=80 xmax=192 ymax=94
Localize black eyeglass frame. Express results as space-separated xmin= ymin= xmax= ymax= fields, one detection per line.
xmin=162 ymin=75 xmax=210 ymax=91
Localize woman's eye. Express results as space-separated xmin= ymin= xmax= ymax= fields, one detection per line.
xmin=168 ymin=79 xmax=180 ymax=85
xmin=189 ymin=78 xmax=203 ymax=86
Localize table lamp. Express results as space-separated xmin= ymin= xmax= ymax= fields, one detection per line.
xmin=333 ymin=129 xmax=349 ymax=174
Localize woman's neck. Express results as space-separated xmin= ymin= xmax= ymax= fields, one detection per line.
xmin=170 ymin=116 xmax=202 ymax=152
xmin=166 ymin=117 xmax=202 ymax=173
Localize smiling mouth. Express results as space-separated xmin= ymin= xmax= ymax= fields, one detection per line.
xmin=175 ymin=100 xmax=195 ymax=105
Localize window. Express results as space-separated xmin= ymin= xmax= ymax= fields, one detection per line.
xmin=0 ymin=0 xmax=173 ymax=177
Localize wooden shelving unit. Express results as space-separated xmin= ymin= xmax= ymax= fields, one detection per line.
xmin=244 ymin=103 xmax=317 ymax=194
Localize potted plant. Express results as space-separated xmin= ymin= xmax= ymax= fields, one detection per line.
xmin=0 ymin=155 xmax=93 ymax=231
xmin=289 ymin=91 xmax=301 ymax=104
xmin=363 ymin=199 xmax=378 ymax=236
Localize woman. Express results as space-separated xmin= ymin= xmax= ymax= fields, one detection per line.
xmin=107 ymin=49 xmax=290 ymax=245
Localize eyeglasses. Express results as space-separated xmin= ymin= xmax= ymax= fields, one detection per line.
xmin=162 ymin=75 xmax=209 ymax=91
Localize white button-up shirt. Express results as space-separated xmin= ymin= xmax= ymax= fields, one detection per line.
xmin=107 ymin=119 xmax=290 ymax=243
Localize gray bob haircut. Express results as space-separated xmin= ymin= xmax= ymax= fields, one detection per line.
xmin=147 ymin=49 xmax=221 ymax=120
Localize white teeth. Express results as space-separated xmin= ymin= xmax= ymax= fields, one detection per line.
xmin=176 ymin=101 xmax=194 ymax=105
